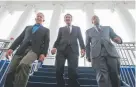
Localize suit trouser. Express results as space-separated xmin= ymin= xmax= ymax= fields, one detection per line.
xmin=4 ymin=50 xmax=38 ymax=87
xmin=55 ymin=46 xmax=80 ymax=87
xmin=92 ymin=55 xmax=120 ymax=87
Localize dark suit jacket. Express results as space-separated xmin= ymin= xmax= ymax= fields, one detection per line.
xmin=86 ymin=26 xmax=122 ymax=59
xmin=53 ymin=25 xmax=85 ymax=55
xmin=9 ymin=25 xmax=50 ymax=57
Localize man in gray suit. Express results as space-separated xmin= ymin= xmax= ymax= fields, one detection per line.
xmin=4 ymin=12 xmax=50 ymax=87
xmin=51 ymin=14 xmax=85 ymax=87
xmin=86 ymin=15 xmax=122 ymax=87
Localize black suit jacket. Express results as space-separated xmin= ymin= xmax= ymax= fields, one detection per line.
xmin=9 ymin=25 xmax=50 ymax=57
xmin=53 ymin=25 xmax=85 ymax=55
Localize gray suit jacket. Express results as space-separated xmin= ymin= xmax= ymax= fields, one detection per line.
xmin=10 ymin=25 xmax=50 ymax=57
xmin=53 ymin=25 xmax=85 ymax=55
xmin=86 ymin=26 xmax=122 ymax=59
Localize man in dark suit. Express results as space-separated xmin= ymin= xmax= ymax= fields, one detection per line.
xmin=4 ymin=12 xmax=50 ymax=87
xmin=51 ymin=14 xmax=85 ymax=87
xmin=86 ymin=15 xmax=122 ymax=87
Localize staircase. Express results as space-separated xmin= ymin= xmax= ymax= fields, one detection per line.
xmin=0 ymin=60 xmax=133 ymax=87
xmin=27 ymin=65 xmax=129 ymax=87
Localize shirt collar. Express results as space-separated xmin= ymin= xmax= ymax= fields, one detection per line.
xmin=34 ymin=23 xmax=42 ymax=26
xmin=94 ymin=25 xmax=101 ymax=29
xmin=67 ymin=24 xmax=72 ymax=28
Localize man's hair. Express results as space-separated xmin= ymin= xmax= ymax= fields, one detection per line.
xmin=37 ymin=12 xmax=45 ymax=19
xmin=92 ymin=15 xmax=99 ymax=20
xmin=92 ymin=15 xmax=100 ymax=24
xmin=64 ymin=13 xmax=72 ymax=18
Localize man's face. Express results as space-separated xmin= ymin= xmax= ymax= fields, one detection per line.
xmin=35 ymin=13 xmax=45 ymax=24
xmin=92 ymin=16 xmax=100 ymax=25
xmin=64 ymin=15 xmax=72 ymax=25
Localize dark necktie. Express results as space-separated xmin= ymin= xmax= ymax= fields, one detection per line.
xmin=67 ymin=26 xmax=70 ymax=34
xmin=67 ymin=26 xmax=71 ymax=45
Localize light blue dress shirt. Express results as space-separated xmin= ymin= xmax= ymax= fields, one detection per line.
xmin=32 ymin=24 xmax=41 ymax=33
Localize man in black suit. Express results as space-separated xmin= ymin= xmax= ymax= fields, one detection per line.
xmin=4 ymin=12 xmax=50 ymax=87
xmin=51 ymin=14 xmax=85 ymax=87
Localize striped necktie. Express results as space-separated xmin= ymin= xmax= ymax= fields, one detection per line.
xmin=96 ymin=26 xmax=101 ymax=32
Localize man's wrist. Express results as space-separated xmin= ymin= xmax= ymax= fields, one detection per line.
xmin=8 ymin=48 xmax=13 ymax=51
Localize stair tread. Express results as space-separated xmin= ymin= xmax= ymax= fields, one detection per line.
xmin=27 ymin=81 xmax=97 ymax=86
xmin=34 ymin=71 xmax=96 ymax=74
xmin=29 ymin=75 xmax=97 ymax=83
xmin=29 ymin=75 xmax=96 ymax=80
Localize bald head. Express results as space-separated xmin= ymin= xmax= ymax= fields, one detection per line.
xmin=92 ymin=15 xmax=100 ymax=25
xmin=35 ymin=12 xmax=45 ymax=24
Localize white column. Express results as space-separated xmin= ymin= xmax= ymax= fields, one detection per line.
xmin=0 ymin=6 xmax=9 ymax=25
xmin=115 ymin=4 xmax=135 ymax=41
xmin=49 ymin=4 xmax=63 ymax=50
xmin=84 ymin=4 xmax=95 ymax=29
xmin=83 ymin=4 xmax=94 ymax=66
xmin=8 ymin=5 xmax=34 ymax=39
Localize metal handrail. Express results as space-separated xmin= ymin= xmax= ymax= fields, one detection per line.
xmin=0 ymin=59 xmax=8 ymax=73
xmin=0 ymin=59 xmax=10 ymax=87
xmin=0 ymin=39 xmax=11 ymax=43
xmin=0 ymin=39 xmax=13 ymax=86
xmin=115 ymin=42 xmax=135 ymax=87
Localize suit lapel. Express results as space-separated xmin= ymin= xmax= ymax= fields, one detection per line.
xmin=100 ymin=26 xmax=105 ymax=35
xmin=92 ymin=27 xmax=99 ymax=35
xmin=100 ymin=25 xmax=104 ymax=32
xmin=29 ymin=26 xmax=33 ymax=35
xmin=63 ymin=26 xmax=69 ymax=37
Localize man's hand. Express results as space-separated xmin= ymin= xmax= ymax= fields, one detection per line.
xmin=39 ymin=54 xmax=45 ymax=62
xmin=51 ymin=48 xmax=57 ymax=55
xmin=113 ymin=37 xmax=122 ymax=44
xmin=81 ymin=49 xmax=85 ymax=57
xmin=5 ymin=49 xmax=13 ymax=59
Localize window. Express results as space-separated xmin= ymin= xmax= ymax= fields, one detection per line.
xmin=0 ymin=11 xmax=23 ymax=39
xmin=129 ymin=9 xmax=136 ymax=21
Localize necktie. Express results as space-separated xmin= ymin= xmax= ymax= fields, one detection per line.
xmin=67 ymin=26 xmax=71 ymax=45
xmin=96 ymin=26 xmax=101 ymax=32
xmin=67 ymin=26 xmax=70 ymax=34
